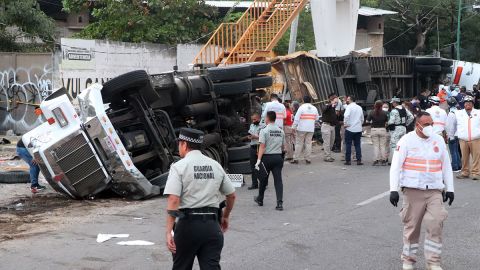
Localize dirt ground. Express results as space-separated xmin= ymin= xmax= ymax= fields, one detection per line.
xmin=0 ymin=183 xmax=150 ymax=243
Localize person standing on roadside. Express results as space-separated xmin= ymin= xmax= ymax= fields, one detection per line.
xmin=247 ymin=112 xmax=261 ymax=190
xmin=449 ymin=95 xmax=480 ymax=180
xmin=389 ymin=112 xmax=454 ymax=270
xmin=321 ymin=93 xmax=339 ymax=162
xmin=445 ymin=97 xmax=461 ymax=172
xmin=16 ymin=137 xmax=45 ymax=193
xmin=283 ymin=101 xmax=295 ymax=161
xmin=164 ymin=128 xmax=236 ymax=270
xmin=343 ymin=95 xmax=364 ymax=166
xmin=291 ymin=96 xmax=319 ymax=164
xmin=367 ymin=100 xmax=389 ymax=166
xmin=426 ymin=96 xmax=448 ymax=136
xmin=254 ymin=111 xmax=285 ymax=210
xmin=388 ymin=97 xmax=414 ymax=163
xmin=262 ymin=94 xmax=286 ymax=128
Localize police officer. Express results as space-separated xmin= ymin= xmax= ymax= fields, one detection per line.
xmin=247 ymin=112 xmax=261 ymax=190
xmin=390 ymin=112 xmax=454 ymax=270
xmin=164 ymin=128 xmax=236 ymax=270
xmin=254 ymin=111 xmax=285 ymax=210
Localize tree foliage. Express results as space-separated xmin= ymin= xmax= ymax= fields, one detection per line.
xmin=62 ymin=0 xmax=218 ymax=44
xmin=274 ymin=9 xmax=315 ymax=55
xmin=0 ymin=0 xmax=56 ymax=52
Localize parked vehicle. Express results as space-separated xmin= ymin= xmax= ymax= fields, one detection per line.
xmin=23 ymin=62 xmax=272 ymax=199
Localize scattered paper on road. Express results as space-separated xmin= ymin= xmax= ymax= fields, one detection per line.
xmin=116 ymin=240 xmax=154 ymax=246
xmin=96 ymin=233 xmax=129 ymax=243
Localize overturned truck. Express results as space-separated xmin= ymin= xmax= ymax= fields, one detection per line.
xmin=23 ymin=62 xmax=272 ymax=199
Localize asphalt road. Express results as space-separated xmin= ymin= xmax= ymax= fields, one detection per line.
xmin=1 ymin=142 xmax=480 ymax=270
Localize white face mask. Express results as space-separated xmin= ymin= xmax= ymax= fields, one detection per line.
xmin=419 ymin=125 xmax=434 ymax=137
xmin=382 ymin=108 xmax=389 ymax=112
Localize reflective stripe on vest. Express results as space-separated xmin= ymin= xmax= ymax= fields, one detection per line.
xmin=300 ymin=113 xmax=317 ymax=120
xmin=403 ymin=158 xmax=442 ymax=173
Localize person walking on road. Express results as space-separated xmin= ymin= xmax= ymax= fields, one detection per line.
xmin=247 ymin=112 xmax=261 ymax=189
xmin=343 ymin=95 xmax=364 ymax=165
xmin=16 ymin=137 xmax=46 ymax=193
xmin=262 ymin=94 xmax=286 ymax=128
xmin=367 ymin=100 xmax=389 ymax=166
xmin=283 ymin=101 xmax=295 ymax=161
xmin=321 ymin=93 xmax=339 ymax=162
xmin=164 ymin=128 xmax=236 ymax=270
xmin=388 ymin=97 xmax=414 ymax=163
xmin=254 ymin=111 xmax=285 ymax=210
xmin=426 ymin=97 xmax=447 ymax=136
xmin=291 ymin=96 xmax=319 ymax=164
xmin=448 ymin=95 xmax=480 ymax=180
xmin=389 ymin=111 xmax=454 ymax=270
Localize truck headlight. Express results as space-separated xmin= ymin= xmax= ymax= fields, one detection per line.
xmin=52 ymin=107 xmax=69 ymax=127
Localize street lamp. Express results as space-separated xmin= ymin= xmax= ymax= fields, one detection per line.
xmin=456 ymin=0 xmax=462 ymax=60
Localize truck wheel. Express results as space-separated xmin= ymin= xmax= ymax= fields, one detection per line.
xmin=0 ymin=171 xmax=30 ymax=184
xmin=213 ymin=79 xmax=252 ymax=96
xmin=207 ymin=64 xmax=251 ymax=82
xmin=416 ymin=65 xmax=442 ymax=73
xmin=101 ymin=70 xmax=151 ymax=103
xmin=227 ymin=143 xmax=251 ymax=162
xmin=251 ymin=76 xmax=273 ymax=89
xmin=414 ymin=57 xmax=441 ymax=65
xmin=228 ymin=160 xmax=252 ymax=174
xmin=248 ymin=62 xmax=272 ymax=75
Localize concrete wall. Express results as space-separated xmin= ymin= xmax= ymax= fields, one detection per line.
xmin=0 ymin=53 xmax=54 ymax=134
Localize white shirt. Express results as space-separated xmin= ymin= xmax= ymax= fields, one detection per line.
xmin=292 ymin=103 xmax=319 ymax=132
xmin=344 ymin=102 xmax=364 ymax=132
xmin=426 ymin=105 xmax=448 ymax=134
xmin=390 ymin=131 xmax=454 ymax=192
xmin=445 ymin=109 xmax=457 ymax=139
xmin=262 ymin=100 xmax=286 ymax=128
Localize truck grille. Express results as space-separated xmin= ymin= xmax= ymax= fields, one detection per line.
xmin=52 ymin=133 xmax=108 ymax=197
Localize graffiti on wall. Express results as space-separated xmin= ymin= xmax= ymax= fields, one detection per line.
xmin=0 ymin=65 xmax=54 ymax=134
xmin=62 ymin=77 xmax=111 ymax=99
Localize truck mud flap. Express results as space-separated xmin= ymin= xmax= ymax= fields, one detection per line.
xmin=228 ymin=160 xmax=252 ymax=174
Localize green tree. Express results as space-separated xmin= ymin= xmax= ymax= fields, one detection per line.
xmin=62 ymin=0 xmax=218 ymax=44
xmin=273 ymin=9 xmax=315 ymax=55
xmin=0 ymin=0 xmax=55 ymax=52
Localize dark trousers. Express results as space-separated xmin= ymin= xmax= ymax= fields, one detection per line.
xmin=258 ymin=154 xmax=283 ymax=202
xmin=448 ymin=138 xmax=462 ymax=171
xmin=345 ymin=130 xmax=362 ymax=162
xmin=173 ymin=218 xmax=224 ymax=270
xmin=333 ymin=124 xmax=342 ymax=150
xmin=249 ymin=146 xmax=258 ymax=187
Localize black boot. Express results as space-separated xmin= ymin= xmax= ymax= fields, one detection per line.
xmin=254 ymin=196 xmax=263 ymax=206
xmin=275 ymin=201 xmax=283 ymax=211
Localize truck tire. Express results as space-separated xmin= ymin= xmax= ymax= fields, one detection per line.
xmin=207 ymin=65 xmax=251 ymax=82
xmin=251 ymin=76 xmax=273 ymax=89
xmin=227 ymin=144 xmax=251 ymax=162
xmin=228 ymin=160 xmax=252 ymax=174
xmin=0 ymin=171 xmax=30 ymax=184
xmin=213 ymin=79 xmax=252 ymax=96
xmin=441 ymin=59 xmax=453 ymax=67
xmin=414 ymin=57 xmax=441 ymax=65
xmin=248 ymin=62 xmax=271 ymax=75
xmin=101 ymin=70 xmax=151 ymax=103
xmin=416 ymin=65 xmax=442 ymax=73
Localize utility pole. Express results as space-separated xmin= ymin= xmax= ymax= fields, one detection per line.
xmin=456 ymin=0 xmax=462 ymax=60
xmin=288 ymin=15 xmax=299 ymax=54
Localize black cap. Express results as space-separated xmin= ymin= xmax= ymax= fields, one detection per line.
xmin=178 ymin=128 xmax=204 ymax=144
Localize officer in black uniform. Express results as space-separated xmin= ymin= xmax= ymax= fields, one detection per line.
xmin=164 ymin=128 xmax=236 ymax=270
xmin=254 ymin=111 xmax=285 ymax=210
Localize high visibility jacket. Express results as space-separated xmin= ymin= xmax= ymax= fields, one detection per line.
xmin=451 ymin=109 xmax=480 ymax=141
xmin=426 ymin=106 xmax=447 ymax=134
xmin=390 ymin=131 xmax=454 ymax=192
xmin=262 ymin=101 xmax=286 ymax=128
xmin=292 ymin=103 xmax=319 ymax=132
